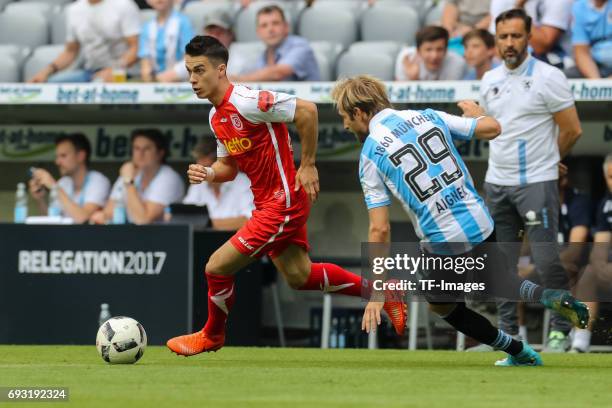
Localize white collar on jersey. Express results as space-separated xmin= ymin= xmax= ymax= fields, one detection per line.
xmin=502 ymin=54 xmax=534 ymax=76
xmin=368 ymin=108 xmax=395 ymax=134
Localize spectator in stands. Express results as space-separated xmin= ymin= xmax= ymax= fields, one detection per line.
xmin=182 ymin=138 xmax=253 ymax=230
xmin=571 ymin=153 xmax=612 ymax=352
xmin=231 ymin=5 xmax=320 ymax=82
xmin=462 ymin=29 xmax=499 ymax=79
xmin=442 ymin=0 xmax=491 ymax=39
xmin=28 ymin=0 xmax=141 ymax=83
xmin=569 ymin=0 xmax=612 ymax=79
xmin=489 ymin=0 xmax=574 ymax=69
xmin=139 ymin=0 xmax=194 ymax=82
xmin=90 ymin=129 xmax=184 ymax=225
xmin=29 ymin=134 xmax=110 ymax=223
xmin=159 ymin=9 xmax=248 ymax=81
xmin=395 ymin=26 xmax=467 ymax=81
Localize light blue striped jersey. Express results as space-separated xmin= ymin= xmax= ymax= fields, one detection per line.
xmin=359 ymin=108 xmax=494 ymax=251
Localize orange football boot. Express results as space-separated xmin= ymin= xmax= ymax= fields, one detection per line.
xmin=382 ymin=279 xmax=407 ymax=336
xmin=166 ymin=331 xmax=225 ymax=356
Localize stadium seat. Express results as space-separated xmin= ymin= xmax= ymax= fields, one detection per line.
xmin=22 ymin=44 xmax=77 ymax=81
xmin=51 ymin=8 xmax=67 ymax=45
xmin=361 ymin=6 xmax=419 ymax=45
xmin=309 ymin=41 xmax=343 ymax=67
xmin=0 ymin=0 xmax=13 ymax=12
xmin=0 ymin=44 xmax=31 ymax=66
xmin=423 ymin=0 xmax=444 ymax=26
xmin=0 ymin=13 xmax=49 ymax=48
xmin=0 ymin=55 xmax=20 ymax=82
xmin=348 ymin=41 xmax=401 ymax=60
xmin=21 ymin=0 xmax=72 ymax=5
xmin=227 ymin=41 xmax=264 ymax=74
xmin=299 ymin=8 xmax=357 ymax=50
xmin=336 ymin=50 xmax=394 ymax=80
xmin=183 ymin=1 xmax=236 ymax=35
xmin=312 ymin=51 xmax=331 ymax=81
xmin=234 ymin=1 xmax=293 ymax=43
xmin=4 ymin=1 xmax=53 ymax=16
xmin=309 ymin=0 xmax=367 ymax=18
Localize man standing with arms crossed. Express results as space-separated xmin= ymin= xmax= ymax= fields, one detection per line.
xmin=480 ymin=9 xmax=583 ymax=352
xmin=166 ymin=36 xmax=406 ymax=356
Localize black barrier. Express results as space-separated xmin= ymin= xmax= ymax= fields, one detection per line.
xmin=0 ymin=224 xmax=192 ymax=345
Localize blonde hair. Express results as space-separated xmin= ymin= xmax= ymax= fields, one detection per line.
xmin=330 ymin=75 xmax=392 ymax=119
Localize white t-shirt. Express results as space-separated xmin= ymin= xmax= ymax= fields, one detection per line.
xmin=182 ymin=172 xmax=254 ymax=219
xmin=489 ymin=0 xmax=573 ymax=57
xmin=57 ymin=170 xmax=111 ymax=214
xmin=480 ymin=56 xmax=575 ymax=186
xmin=66 ymin=0 xmax=141 ymax=70
xmin=110 ymin=164 xmax=185 ymax=207
xmin=394 ymin=46 xmax=467 ymax=80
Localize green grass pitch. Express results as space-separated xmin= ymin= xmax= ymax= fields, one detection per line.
xmin=2 ymin=345 xmax=612 ymax=407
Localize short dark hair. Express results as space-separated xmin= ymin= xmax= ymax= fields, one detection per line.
xmin=416 ymin=26 xmax=449 ymax=49
xmin=192 ymin=137 xmax=217 ymax=159
xmin=185 ymin=35 xmax=229 ymax=66
xmin=462 ymin=29 xmax=495 ymax=48
xmin=257 ymin=5 xmax=286 ymax=23
xmin=55 ymin=133 xmax=91 ymax=166
xmin=131 ymin=129 xmax=169 ymax=162
xmin=495 ymin=8 xmax=532 ymax=33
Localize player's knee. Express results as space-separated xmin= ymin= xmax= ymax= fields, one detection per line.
xmin=205 ymin=253 xmax=224 ymax=276
xmin=284 ymin=268 xmax=308 ymax=289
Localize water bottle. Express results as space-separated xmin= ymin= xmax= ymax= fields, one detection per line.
xmin=112 ymin=184 xmax=127 ymax=224
xmin=330 ymin=317 xmax=338 ymax=348
xmin=98 ymin=303 xmax=111 ymax=327
xmin=48 ymin=185 xmax=62 ymax=217
xmin=338 ymin=316 xmax=346 ymax=349
xmin=14 ymin=183 xmax=28 ymax=223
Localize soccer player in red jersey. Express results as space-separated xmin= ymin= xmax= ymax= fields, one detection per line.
xmin=166 ymin=36 xmax=407 ymax=356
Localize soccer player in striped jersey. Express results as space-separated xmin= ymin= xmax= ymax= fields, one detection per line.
xmin=331 ymin=75 xmax=589 ymax=366
xmin=166 ymin=37 xmax=407 ymax=356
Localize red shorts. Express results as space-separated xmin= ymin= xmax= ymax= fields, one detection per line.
xmin=230 ymin=198 xmax=311 ymax=259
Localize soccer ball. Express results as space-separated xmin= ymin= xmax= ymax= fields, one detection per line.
xmin=96 ymin=316 xmax=147 ymax=364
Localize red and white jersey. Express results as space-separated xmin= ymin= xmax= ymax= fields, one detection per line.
xmin=209 ymin=84 xmax=300 ymax=209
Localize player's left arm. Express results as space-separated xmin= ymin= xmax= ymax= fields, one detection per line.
xmin=554 ymin=106 xmax=582 ymax=158
xmin=293 ymin=98 xmax=320 ymax=202
xmin=453 ymin=100 xmax=502 ymax=140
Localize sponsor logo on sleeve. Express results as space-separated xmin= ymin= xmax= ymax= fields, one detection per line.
xmin=257 ymin=91 xmax=274 ymax=112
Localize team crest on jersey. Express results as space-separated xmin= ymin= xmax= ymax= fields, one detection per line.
xmin=230 ymin=113 xmax=243 ymax=130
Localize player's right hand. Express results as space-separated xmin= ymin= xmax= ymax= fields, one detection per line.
xmin=187 ymin=164 xmax=210 ymax=184
xmin=362 ymin=301 xmax=383 ymax=334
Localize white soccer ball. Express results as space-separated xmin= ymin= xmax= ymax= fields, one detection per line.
xmin=96 ymin=316 xmax=147 ymax=364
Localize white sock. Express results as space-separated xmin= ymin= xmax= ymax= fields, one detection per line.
xmin=572 ymin=329 xmax=592 ymax=352
xmin=518 ymin=325 xmax=528 ymax=342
